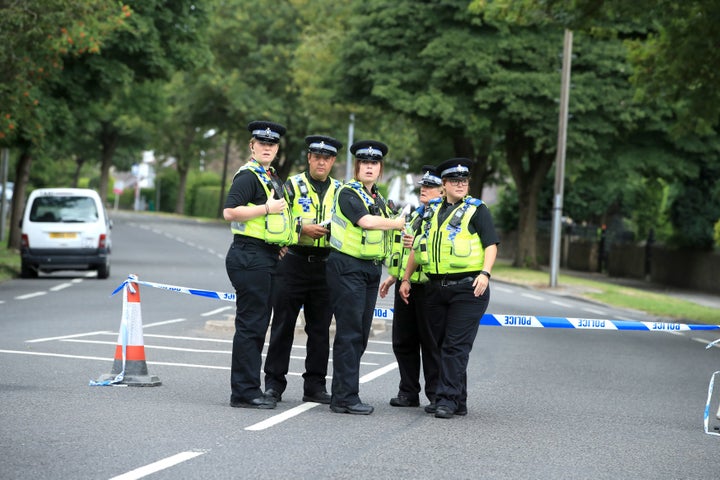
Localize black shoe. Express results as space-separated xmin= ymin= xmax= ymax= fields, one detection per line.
xmin=265 ymin=388 xmax=282 ymax=402
xmin=230 ymin=396 xmax=276 ymax=409
xmin=330 ymin=402 xmax=374 ymax=415
xmin=424 ymin=402 xmax=437 ymax=414
xmin=303 ymin=391 xmax=331 ymax=404
xmin=390 ymin=395 xmax=420 ymax=407
xmin=434 ymin=405 xmax=454 ymax=419
xmin=455 ymin=405 xmax=467 ymax=416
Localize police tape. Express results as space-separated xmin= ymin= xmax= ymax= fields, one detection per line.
xmin=479 ymin=314 xmax=719 ymax=332
xmin=113 ymin=276 xmax=720 ymax=332
xmin=111 ymin=275 xmax=237 ymax=302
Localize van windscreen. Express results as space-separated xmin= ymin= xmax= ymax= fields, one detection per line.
xmin=30 ymin=196 xmax=99 ymax=223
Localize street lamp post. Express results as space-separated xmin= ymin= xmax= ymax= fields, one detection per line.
xmin=550 ymin=29 xmax=573 ymax=287
xmin=345 ymin=113 xmax=355 ymax=181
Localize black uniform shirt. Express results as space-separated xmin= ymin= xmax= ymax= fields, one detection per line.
xmin=337 ymin=185 xmax=387 ymax=226
xmin=224 ymin=167 xmax=281 ymax=253
xmin=436 ymin=199 xmax=500 ymax=248
xmin=224 ymin=169 xmax=270 ymax=209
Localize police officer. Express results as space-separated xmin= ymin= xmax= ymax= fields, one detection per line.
xmin=223 ymin=120 xmax=296 ymax=409
xmin=264 ymin=135 xmax=343 ymax=405
xmin=379 ymin=165 xmax=443 ymax=409
xmin=327 ymin=140 xmax=405 ymax=415
xmin=400 ymin=158 xmax=499 ymax=419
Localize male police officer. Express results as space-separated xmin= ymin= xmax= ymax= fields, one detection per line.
xmin=264 ymin=135 xmax=343 ymax=404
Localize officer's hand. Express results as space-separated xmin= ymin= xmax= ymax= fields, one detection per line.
xmin=379 ymin=276 xmax=396 ymax=298
xmin=266 ymin=197 xmax=286 ymax=214
xmin=303 ymin=224 xmax=329 ymax=239
xmin=401 ymin=233 xmax=414 ymax=248
xmin=398 ymin=280 xmax=411 ymax=304
xmin=472 ymin=274 xmax=489 ymax=297
xmin=279 ymin=246 xmax=288 ymax=259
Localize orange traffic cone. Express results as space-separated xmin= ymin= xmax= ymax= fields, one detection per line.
xmin=91 ymin=275 xmax=161 ymax=386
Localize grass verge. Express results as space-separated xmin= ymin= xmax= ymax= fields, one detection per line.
xmin=0 ymin=242 xmax=20 ymax=282
xmin=492 ymin=260 xmax=718 ymax=324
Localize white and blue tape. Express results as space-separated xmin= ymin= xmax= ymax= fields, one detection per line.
xmin=479 ymin=313 xmax=719 ymax=332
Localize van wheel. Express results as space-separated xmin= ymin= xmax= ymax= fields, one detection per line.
xmin=21 ymin=261 xmax=38 ymax=278
xmin=97 ymin=263 xmax=110 ymax=279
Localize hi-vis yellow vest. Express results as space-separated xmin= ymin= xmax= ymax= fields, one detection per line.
xmin=329 ymin=181 xmax=393 ymax=260
xmin=230 ymin=160 xmax=296 ymax=246
xmin=386 ymin=198 xmax=442 ymax=283
xmin=414 ymin=196 xmax=485 ymax=274
xmin=289 ymin=172 xmax=341 ymax=248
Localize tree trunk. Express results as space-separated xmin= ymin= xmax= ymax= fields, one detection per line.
xmin=452 ymin=135 xmax=495 ymax=198
xmin=99 ymin=123 xmax=119 ymax=205
xmin=7 ymin=145 xmax=32 ymax=250
xmin=175 ymin=152 xmax=188 ymax=215
xmin=72 ymin=156 xmax=86 ymax=188
xmin=505 ymin=127 xmax=555 ymax=269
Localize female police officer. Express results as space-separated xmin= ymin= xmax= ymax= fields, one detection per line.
xmin=327 ymin=140 xmax=405 ymax=415
xmin=223 ymin=120 xmax=296 ymax=409
xmin=399 ymin=158 xmax=499 ymax=419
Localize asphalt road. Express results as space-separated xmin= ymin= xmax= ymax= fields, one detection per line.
xmin=2 ymin=211 xmax=720 ymax=479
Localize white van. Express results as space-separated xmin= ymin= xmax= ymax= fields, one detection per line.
xmin=20 ymin=188 xmax=111 ymax=279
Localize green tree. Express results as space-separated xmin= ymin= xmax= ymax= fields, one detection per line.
xmin=0 ymin=1 xmax=129 ymax=249
xmin=333 ymin=0 xmax=653 ymax=268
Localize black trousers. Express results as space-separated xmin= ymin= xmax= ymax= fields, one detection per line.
xmin=392 ymin=281 xmax=440 ymax=402
xmin=327 ymin=251 xmax=381 ymax=407
xmin=226 ymin=239 xmax=279 ymax=403
xmin=425 ymin=280 xmax=490 ymax=411
xmin=264 ymin=251 xmax=332 ymax=395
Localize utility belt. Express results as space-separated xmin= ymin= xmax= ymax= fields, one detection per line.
xmin=331 ymin=250 xmax=383 ymax=266
xmin=233 ymin=234 xmax=282 ymax=255
xmin=287 ymin=246 xmax=331 ymax=263
xmin=426 ymin=271 xmax=480 ymax=287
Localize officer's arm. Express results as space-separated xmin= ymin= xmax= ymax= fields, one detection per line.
xmin=356 ymin=214 xmax=404 ymax=231
xmin=223 ymin=204 xmax=268 ymax=222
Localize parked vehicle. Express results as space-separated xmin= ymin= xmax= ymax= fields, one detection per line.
xmin=20 ymin=188 xmax=111 ymax=279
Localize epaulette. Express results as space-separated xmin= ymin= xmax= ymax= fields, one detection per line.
xmin=464 ymin=197 xmax=483 ymax=207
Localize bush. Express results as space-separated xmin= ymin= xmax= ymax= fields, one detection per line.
xmin=714 ymin=219 xmax=720 ymax=249
xmin=192 ymin=185 xmax=223 ymax=218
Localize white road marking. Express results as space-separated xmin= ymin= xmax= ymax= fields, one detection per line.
xmin=582 ymin=307 xmax=606 ymax=315
xmin=245 ymin=403 xmax=321 ymax=431
xmin=15 ymin=291 xmax=47 ymax=300
xmin=50 ymin=283 xmax=73 ymax=292
xmin=201 ymin=306 xmax=233 ymax=317
xmin=27 ymin=330 xmax=114 ymax=343
xmin=245 ymin=362 xmax=399 ymax=431
xmin=521 ymin=293 xmax=543 ymax=301
xmin=108 ymin=450 xmax=206 ymax=480
xmin=551 ymin=300 xmax=571 ymax=308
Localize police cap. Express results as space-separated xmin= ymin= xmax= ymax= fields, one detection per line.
xmin=350 ymin=140 xmax=388 ymax=161
xmin=305 ymin=135 xmax=342 ymax=156
xmin=437 ymin=157 xmax=474 ymax=178
xmin=247 ymin=120 xmax=286 ymax=144
xmin=417 ymin=165 xmax=442 ymax=187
